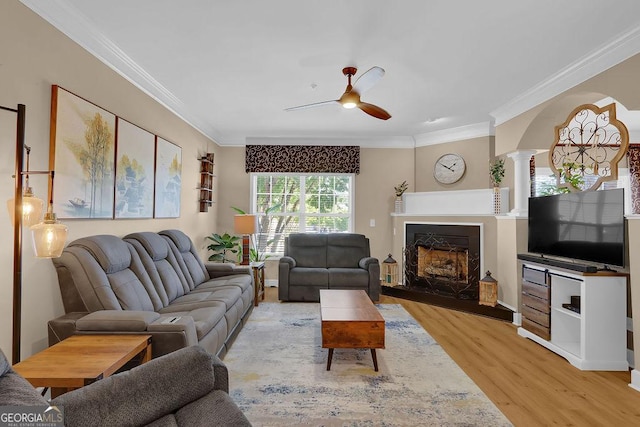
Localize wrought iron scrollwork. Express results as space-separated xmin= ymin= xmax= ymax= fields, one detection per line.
xmin=550 ymin=103 xmax=629 ymax=192
xmin=403 ymin=233 xmax=480 ymax=300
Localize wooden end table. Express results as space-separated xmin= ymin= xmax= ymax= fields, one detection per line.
xmin=320 ymin=289 xmax=385 ymax=371
xmin=13 ymin=334 xmax=152 ymax=398
xmin=251 ymin=261 xmax=266 ymax=306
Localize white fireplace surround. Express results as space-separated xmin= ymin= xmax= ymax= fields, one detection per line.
xmin=400 ymin=188 xmax=509 ymax=216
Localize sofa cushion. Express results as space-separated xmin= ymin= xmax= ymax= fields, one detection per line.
xmin=194 ymin=275 xmax=253 ymax=293
xmin=126 ymin=233 xmax=191 ymax=307
xmin=68 ymin=236 xmax=157 ymax=311
xmin=72 ymin=235 xmax=132 ymax=274
xmin=290 ymin=267 xmax=329 ymax=286
xmin=328 ymin=268 xmax=370 ymax=287
xmin=161 ymin=230 xmax=210 ymax=289
xmin=326 ymin=233 xmax=369 ymax=268
xmin=286 ymin=234 xmax=328 ymax=268
xmin=168 ymin=287 xmax=242 ymax=311
xmin=158 ymin=305 xmax=227 ymax=340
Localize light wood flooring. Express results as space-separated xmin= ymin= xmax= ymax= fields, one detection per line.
xmin=262 ymin=287 xmax=640 ymax=426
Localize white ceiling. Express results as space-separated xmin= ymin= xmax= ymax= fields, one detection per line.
xmin=20 ymin=0 xmax=640 ymax=147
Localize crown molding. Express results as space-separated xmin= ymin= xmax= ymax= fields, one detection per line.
xmin=19 ymin=0 xmax=222 ymax=144
xmin=244 ymin=136 xmax=416 ymax=149
xmin=413 ymin=122 xmax=494 ymax=147
xmin=491 ymin=24 xmax=640 ymax=126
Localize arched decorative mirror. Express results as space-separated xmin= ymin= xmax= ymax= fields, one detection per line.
xmin=550 ymin=103 xmax=629 ymax=192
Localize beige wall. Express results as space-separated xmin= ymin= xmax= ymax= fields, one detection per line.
xmin=0 ymin=1 xmax=219 ymax=359
xmin=355 ymin=148 xmax=415 ymax=261
xmin=213 ymin=147 xmax=416 ymax=279
xmin=495 ymin=51 xmax=640 ymax=370
xmin=415 ymin=137 xmax=493 ymax=192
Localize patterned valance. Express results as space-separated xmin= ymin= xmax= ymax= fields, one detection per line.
xmin=245 ymin=145 xmax=360 ymax=174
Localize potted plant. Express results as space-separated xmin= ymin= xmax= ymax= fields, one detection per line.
xmin=489 ymin=158 xmax=505 ymax=187
xmin=206 ymin=232 xmax=241 ymax=263
xmin=489 ymin=159 xmax=505 ymax=214
xmin=394 ymin=181 xmax=408 ymax=213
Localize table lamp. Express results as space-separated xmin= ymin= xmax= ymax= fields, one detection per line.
xmin=234 ymin=214 xmax=256 ymax=265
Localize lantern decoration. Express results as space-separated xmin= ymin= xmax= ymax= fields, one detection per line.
xmin=479 ymin=270 xmax=498 ymax=307
xmin=382 ymin=254 xmax=398 ymax=286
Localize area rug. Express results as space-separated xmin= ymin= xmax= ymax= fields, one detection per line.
xmin=224 ymin=303 xmax=511 ymax=426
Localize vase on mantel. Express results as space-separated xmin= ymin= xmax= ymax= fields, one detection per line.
xmin=493 ymin=187 xmax=501 ymax=214
xmin=394 ymin=196 xmax=403 ymax=214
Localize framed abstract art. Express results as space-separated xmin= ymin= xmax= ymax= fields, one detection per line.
xmin=154 ymin=137 xmax=182 ymax=218
xmin=50 ymin=86 xmax=116 ymax=219
xmin=114 ymin=118 xmax=155 ymax=219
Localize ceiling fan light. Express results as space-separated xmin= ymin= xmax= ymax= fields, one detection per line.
xmin=340 ymin=91 xmax=360 ymax=109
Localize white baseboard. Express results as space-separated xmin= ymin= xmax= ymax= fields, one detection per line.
xmin=512 ymin=312 xmax=522 ymax=326
xmin=630 ymin=369 xmax=640 ymax=392
xmin=266 ymin=279 xmax=278 ymax=287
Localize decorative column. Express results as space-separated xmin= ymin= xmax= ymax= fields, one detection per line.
xmin=507 ymin=150 xmax=536 ymax=217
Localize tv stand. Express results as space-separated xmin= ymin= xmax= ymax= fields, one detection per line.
xmin=517 ymin=253 xmax=597 ymax=273
xmin=518 ymin=260 xmax=628 ymax=371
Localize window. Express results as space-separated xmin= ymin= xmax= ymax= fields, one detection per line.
xmin=533 ymin=167 xmax=632 ymax=213
xmin=250 ymin=173 xmax=354 ymax=255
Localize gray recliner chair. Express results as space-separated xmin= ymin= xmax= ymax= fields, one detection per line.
xmin=0 ymin=346 xmax=251 ymax=427
xmin=278 ymin=233 xmax=380 ymax=302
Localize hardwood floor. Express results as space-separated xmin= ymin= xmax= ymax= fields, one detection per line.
xmin=263 ymin=287 xmax=640 ymax=426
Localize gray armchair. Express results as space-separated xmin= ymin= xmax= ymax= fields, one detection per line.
xmin=278 ymin=233 xmax=380 ymax=302
xmin=0 ymin=346 xmax=250 ymax=427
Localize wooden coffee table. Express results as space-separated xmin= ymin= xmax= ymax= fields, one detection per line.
xmin=320 ymin=289 xmax=385 ymax=371
xmin=13 ymin=334 xmax=152 ymax=398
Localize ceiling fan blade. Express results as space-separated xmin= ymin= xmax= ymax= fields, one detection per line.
xmin=352 ymin=66 xmax=385 ymax=95
xmin=358 ymin=102 xmax=391 ymax=120
xmin=284 ymin=100 xmax=339 ymax=111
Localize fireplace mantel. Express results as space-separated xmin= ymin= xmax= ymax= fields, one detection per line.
xmin=398 ymin=188 xmax=510 ymax=216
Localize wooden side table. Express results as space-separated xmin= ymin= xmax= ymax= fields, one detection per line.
xmin=13 ymin=334 xmax=152 ymax=398
xmin=251 ymin=261 xmax=266 ymax=306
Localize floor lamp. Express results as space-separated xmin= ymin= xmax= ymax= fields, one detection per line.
xmin=234 ymin=214 xmax=256 ymax=265
xmin=2 ymin=103 xmax=68 ymax=364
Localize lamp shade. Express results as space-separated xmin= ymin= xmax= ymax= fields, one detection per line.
xmin=6 ymin=187 xmax=44 ymax=227
xmin=30 ymin=213 xmax=68 ymax=258
xmin=234 ymin=214 xmax=256 ymax=235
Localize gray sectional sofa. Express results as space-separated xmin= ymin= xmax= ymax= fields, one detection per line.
xmin=278 ymin=233 xmax=380 ymax=302
xmin=0 ymin=346 xmax=251 ymax=426
xmin=48 ymin=229 xmax=254 ymax=359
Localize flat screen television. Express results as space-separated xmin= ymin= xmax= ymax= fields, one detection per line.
xmin=527 ymin=188 xmax=625 ymax=267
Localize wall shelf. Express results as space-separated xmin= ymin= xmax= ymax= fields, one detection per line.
xmin=198 ymin=153 xmax=215 ymax=212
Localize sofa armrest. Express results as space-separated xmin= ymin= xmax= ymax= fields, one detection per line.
xmin=75 ymin=310 xmax=160 ymax=332
xmin=278 ymin=256 xmax=296 ymax=301
xmin=48 ymin=312 xmax=89 ymax=346
xmin=360 ymin=257 xmax=381 ymax=302
xmin=359 ymin=256 xmax=378 ymax=270
xmin=279 ymin=256 xmax=296 ymax=269
xmin=205 ymin=262 xmax=251 ymax=278
xmin=51 ymin=346 xmax=241 ymax=427
xmin=52 ymin=311 xmax=199 ymax=359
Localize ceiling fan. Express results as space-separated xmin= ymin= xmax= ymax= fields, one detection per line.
xmin=285 ymin=66 xmax=391 ymax=120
